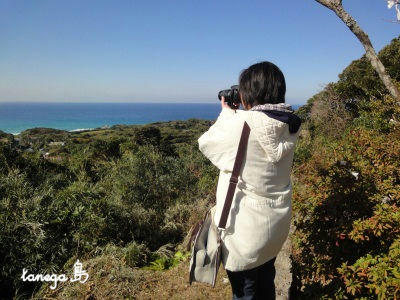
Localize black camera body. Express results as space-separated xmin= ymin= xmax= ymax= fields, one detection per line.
xmin=218 ymin=85 xmax=241 ymax=108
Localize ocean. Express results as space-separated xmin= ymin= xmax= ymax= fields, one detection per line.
xmin=0 ymin=102 xmax=301 ymax=135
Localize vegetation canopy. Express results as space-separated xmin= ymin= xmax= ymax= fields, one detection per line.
xmin=1 ymin=36 xmax=399 ymax=300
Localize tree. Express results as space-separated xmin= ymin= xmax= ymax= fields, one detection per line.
xmin=315 ymin=0 xmax=400 ymax=103
xmin=387 ymin=0 xmax=400 ymax=22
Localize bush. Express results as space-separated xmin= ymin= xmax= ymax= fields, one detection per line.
xmin=0 ymin=119 xmax=219 ymax=298
xmin=309 ymin=83 xmax=352 ymax=139
xmin=335 ymin=36 xmax=400 ymax=102
xmin=124 ymin=241 xmax=151 ymax=268
xmin=353 ymin=94 xmax=400 ymax=133
xmin=291 ymin=116 xmax=400 ymax=298
xmin=337 ymin=237 xmax=400 ymax=298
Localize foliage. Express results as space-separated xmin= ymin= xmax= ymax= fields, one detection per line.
xmin=143 ymin=251 xmax=191 ymax=271
xmin=290 ymin=36 xmax=400 ymax=298
xmin=0 ymin=118 xmax=218 ymax=298
xmin=124 ymin=241 xmax=151 ymax=268
xmin=353 ymin=95 xmax=400 ymax=133
xmin=337 ymin=238 xmax=400 ymax=299
xmin=335 ymin=36 xmax=400 ymax=103
xmin=292 ymin=46 xmax=400 ymax=298
xmin=309 ymin=83 xmax=353 ymax=138
xmin=4 ymin=35 xmax=400 ymax=299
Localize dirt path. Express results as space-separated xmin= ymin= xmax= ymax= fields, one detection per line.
xmin=274 ymin=225 xmax=294 ymax=300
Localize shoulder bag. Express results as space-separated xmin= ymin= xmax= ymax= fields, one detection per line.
xmin=187 ymin=121 xmax=251 ymax=287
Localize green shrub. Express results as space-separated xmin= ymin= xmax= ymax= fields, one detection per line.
xmin=1 ymin=119 xmax=219 ymax=298
xmin=291 ymin=118 xmax=400 ymax=298
xmin=143 ymin=250 xmax=190 ymax=271
xmin=337 ymin=238 xmax=400 ymax=299
xmin=335 ymin=36 xmax=400 ymax=102
xmin=124 ymin=241 xmax=151 ymax=268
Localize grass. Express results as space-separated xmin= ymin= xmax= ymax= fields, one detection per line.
xmin=34 ymin=252 xmax=232 ymax=299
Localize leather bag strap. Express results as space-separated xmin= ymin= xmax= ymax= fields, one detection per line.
xmin=218 ymin=121 xmax=251 ymax=229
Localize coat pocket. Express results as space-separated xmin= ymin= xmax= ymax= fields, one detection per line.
xmin=241 ymin=194 xmax=274 ymax=208
xmin=229 ymin=202 xmax=271 ymax=260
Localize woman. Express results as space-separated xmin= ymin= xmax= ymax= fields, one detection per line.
xmin=197 ymin=61 xmax=301 ymax=299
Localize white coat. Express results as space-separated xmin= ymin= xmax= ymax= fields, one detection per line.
xmin=198 ymin=106 xmax=300 ymax=272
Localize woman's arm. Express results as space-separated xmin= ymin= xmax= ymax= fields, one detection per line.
xmin=198 ymin=98 xmax=243 ymax=172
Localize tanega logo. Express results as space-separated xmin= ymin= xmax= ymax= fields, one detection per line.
xmin=21 ymin=259 xmax=89 ymax=290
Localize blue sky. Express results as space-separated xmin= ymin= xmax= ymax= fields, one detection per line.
xmin=0 ymin=0 xmax=399 ymax=104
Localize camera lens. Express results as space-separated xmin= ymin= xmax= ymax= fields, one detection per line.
xmin=218 ymin=89 xmax=231 ymax=101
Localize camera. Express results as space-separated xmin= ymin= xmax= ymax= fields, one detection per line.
xmin=218 ymin=85 xmax=241 ymax=109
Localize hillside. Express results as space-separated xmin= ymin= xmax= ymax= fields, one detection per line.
xmin=0 ymin=118 xmax=219 ymax=299
xmin=1 ymin=36 xmax=399 ymax=299
xmin=290 ymin=36 xmax=400 ymax=299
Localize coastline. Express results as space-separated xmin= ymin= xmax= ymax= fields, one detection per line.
xmin=1 ymin=103 xmax=301 ymax=135
xmin=10 ymin=126 xmax=104 ymax=136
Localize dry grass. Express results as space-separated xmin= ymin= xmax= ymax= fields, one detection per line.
xmin=33 ymin=220 xmax=294 ymax=300
xmin=33 ymin=239 xmax=293 ymax=300
xmin=135 ymin=259 xmax=232 ymax=300
xmin=137 ymin=226 xmax=294 ymax=300
xmin=33 ymin=252 xmax=150 ymax=299
xmin=33 ymin=249 xmax=232 ymax=300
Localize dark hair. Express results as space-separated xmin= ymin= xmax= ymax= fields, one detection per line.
xmin=239 ymin=61 xmax=286 ymax=107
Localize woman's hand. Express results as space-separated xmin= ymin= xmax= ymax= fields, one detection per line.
xmin=221 ymin=96 xmax=240 ymax=110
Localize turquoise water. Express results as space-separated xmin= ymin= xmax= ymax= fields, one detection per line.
xmin=0 ymin=102 xmax=301 ymax=134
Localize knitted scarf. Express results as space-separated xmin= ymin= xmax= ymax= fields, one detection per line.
xmin=249 ymin=103 xmax=301 ymax=134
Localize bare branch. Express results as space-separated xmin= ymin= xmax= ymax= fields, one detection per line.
xmin=315 ymin=0 xmax=342 ymax=10
xmin=381 ymin=18 xmax=400 ymax=23
xmin=315 ymin=0 xmax=400 ymax=103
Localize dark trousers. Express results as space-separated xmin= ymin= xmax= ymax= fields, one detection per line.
xmin=226 ymin=257 xmax=276 ymax=300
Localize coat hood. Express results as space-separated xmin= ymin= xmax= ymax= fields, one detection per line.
xmin=244 ymin=106 xmax=301 ymax=163
xmin=249 ymin=103 xmax=301 ymax=133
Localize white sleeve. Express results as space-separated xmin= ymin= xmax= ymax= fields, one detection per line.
xmin=198 ymin=107 xmax=244 ymax=172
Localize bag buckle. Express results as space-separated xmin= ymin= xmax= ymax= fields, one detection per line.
xmin=217 ymin=229 xmax=223 ymax=243
xmin=229 ymin=176 xmax=238 ymax=184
